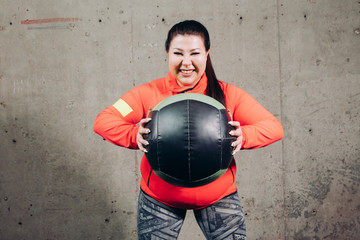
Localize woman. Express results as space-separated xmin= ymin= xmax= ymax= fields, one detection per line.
xmin=94 ymin=20 xmax=283 ymax=240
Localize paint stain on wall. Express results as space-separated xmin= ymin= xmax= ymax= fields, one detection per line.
xmin=21 ymin=17 xmax=78 ymax=30
xmin=21 ymin=18 xmax=78 ymax=25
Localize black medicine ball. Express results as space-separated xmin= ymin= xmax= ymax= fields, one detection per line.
xmin=143 ymin=93 xmax=236 ymax=188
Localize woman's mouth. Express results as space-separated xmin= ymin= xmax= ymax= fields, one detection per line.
xmin=180 ymin=69 xmax=195 ymax=74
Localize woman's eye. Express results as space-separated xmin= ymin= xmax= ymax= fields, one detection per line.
xmin=174 ymin=52 xmax=182 ymax=55
xmin=191 ymin=52 xmax=200 ymax=55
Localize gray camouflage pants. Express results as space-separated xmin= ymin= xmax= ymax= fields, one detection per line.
xmin=137 ymin=190 xmax=246 ymax=240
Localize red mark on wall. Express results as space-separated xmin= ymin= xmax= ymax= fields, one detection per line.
xmin=21 ymin=18 xmax=78 ymax=25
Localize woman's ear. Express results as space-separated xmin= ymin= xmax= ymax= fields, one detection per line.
xmin=206 ymin=49 xmax=210 ymax=60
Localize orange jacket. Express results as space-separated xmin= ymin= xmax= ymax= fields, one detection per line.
xmin=93 ymin=73 xmax=284 ymax=209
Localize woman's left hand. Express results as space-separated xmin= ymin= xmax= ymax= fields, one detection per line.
xmin=228 ymin=121 xmax=243 ymax=155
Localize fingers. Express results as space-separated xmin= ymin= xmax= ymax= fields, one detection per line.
xmin=137 ymin=137 xmax=149 ymax=153
xmin=228 ymin=121 xmax=241 ymax=137
xmin=139 ymin=118 xmax=152 ymax=127
xmin=228 ymin=121 xmax=243 ymax=155
xmin=228 ymin=121 xmax=240 ymax=128
xmin=138 ymin=126 xmax=151 ymax=135
xmin=137 ymin=133 xmax=149 ymax=153
xmin=137 ymin=118 xmax=151 ymax=153
xmin=231 ymin=135 xmax=243 ymax=155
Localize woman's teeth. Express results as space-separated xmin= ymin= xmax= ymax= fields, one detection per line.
xmin=181 ymin=70 xmax=194 ymax=74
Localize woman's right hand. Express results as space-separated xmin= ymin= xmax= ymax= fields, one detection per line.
xmin=136 ymin=118 xmax=152 ymax=153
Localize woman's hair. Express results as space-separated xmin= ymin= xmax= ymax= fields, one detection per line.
xmin=165 ymin=20 xmax=226 ymax=107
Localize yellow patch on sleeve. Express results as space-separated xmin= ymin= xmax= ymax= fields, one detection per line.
xmin=113 ymin=98 xmax=133 ymax=117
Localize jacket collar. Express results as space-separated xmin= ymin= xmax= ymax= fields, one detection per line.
xmin=165 ymin=72 xmax=208 ymax=94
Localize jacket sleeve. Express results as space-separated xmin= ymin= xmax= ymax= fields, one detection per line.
xmin=93 ymin=87 xmax=146 ymax=149
xmin=227 ymin=86 xmax=284 ymax=149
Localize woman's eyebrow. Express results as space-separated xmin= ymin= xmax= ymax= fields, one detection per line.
xmin=172 ymin=48 xmax=201 ymax=51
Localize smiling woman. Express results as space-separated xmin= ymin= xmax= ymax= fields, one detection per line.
xmin=94 ymin=20 xmax=283 ymax=240
xmin=167 ymin=35 xmax=209 ymax=88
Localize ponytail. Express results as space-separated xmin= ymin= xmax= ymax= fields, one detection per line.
xmin=205 ymin=54 xmax=226 ymax=107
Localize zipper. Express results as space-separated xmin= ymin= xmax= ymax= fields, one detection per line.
xmin=147 ymin=169 xmax=153 ymax=187
xmin=230 ymin=166 xmax=235 ymax=182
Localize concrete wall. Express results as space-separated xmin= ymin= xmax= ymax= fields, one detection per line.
xmin=0 ymin=0 xmax=359 ymax=239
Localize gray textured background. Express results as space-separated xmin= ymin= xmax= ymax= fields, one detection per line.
xmin=0 ymin=0 xmax=359 ymax=239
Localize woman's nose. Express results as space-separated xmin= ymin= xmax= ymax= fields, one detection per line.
xmin=182 ymin=55 xmax=192 ymax=65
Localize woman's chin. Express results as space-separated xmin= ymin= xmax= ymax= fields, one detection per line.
xmin=177 ymin=78 xmax=199 ymax=88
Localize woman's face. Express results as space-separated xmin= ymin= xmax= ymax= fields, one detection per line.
xmin=168 ymin=34 xmax=209 ymax=88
